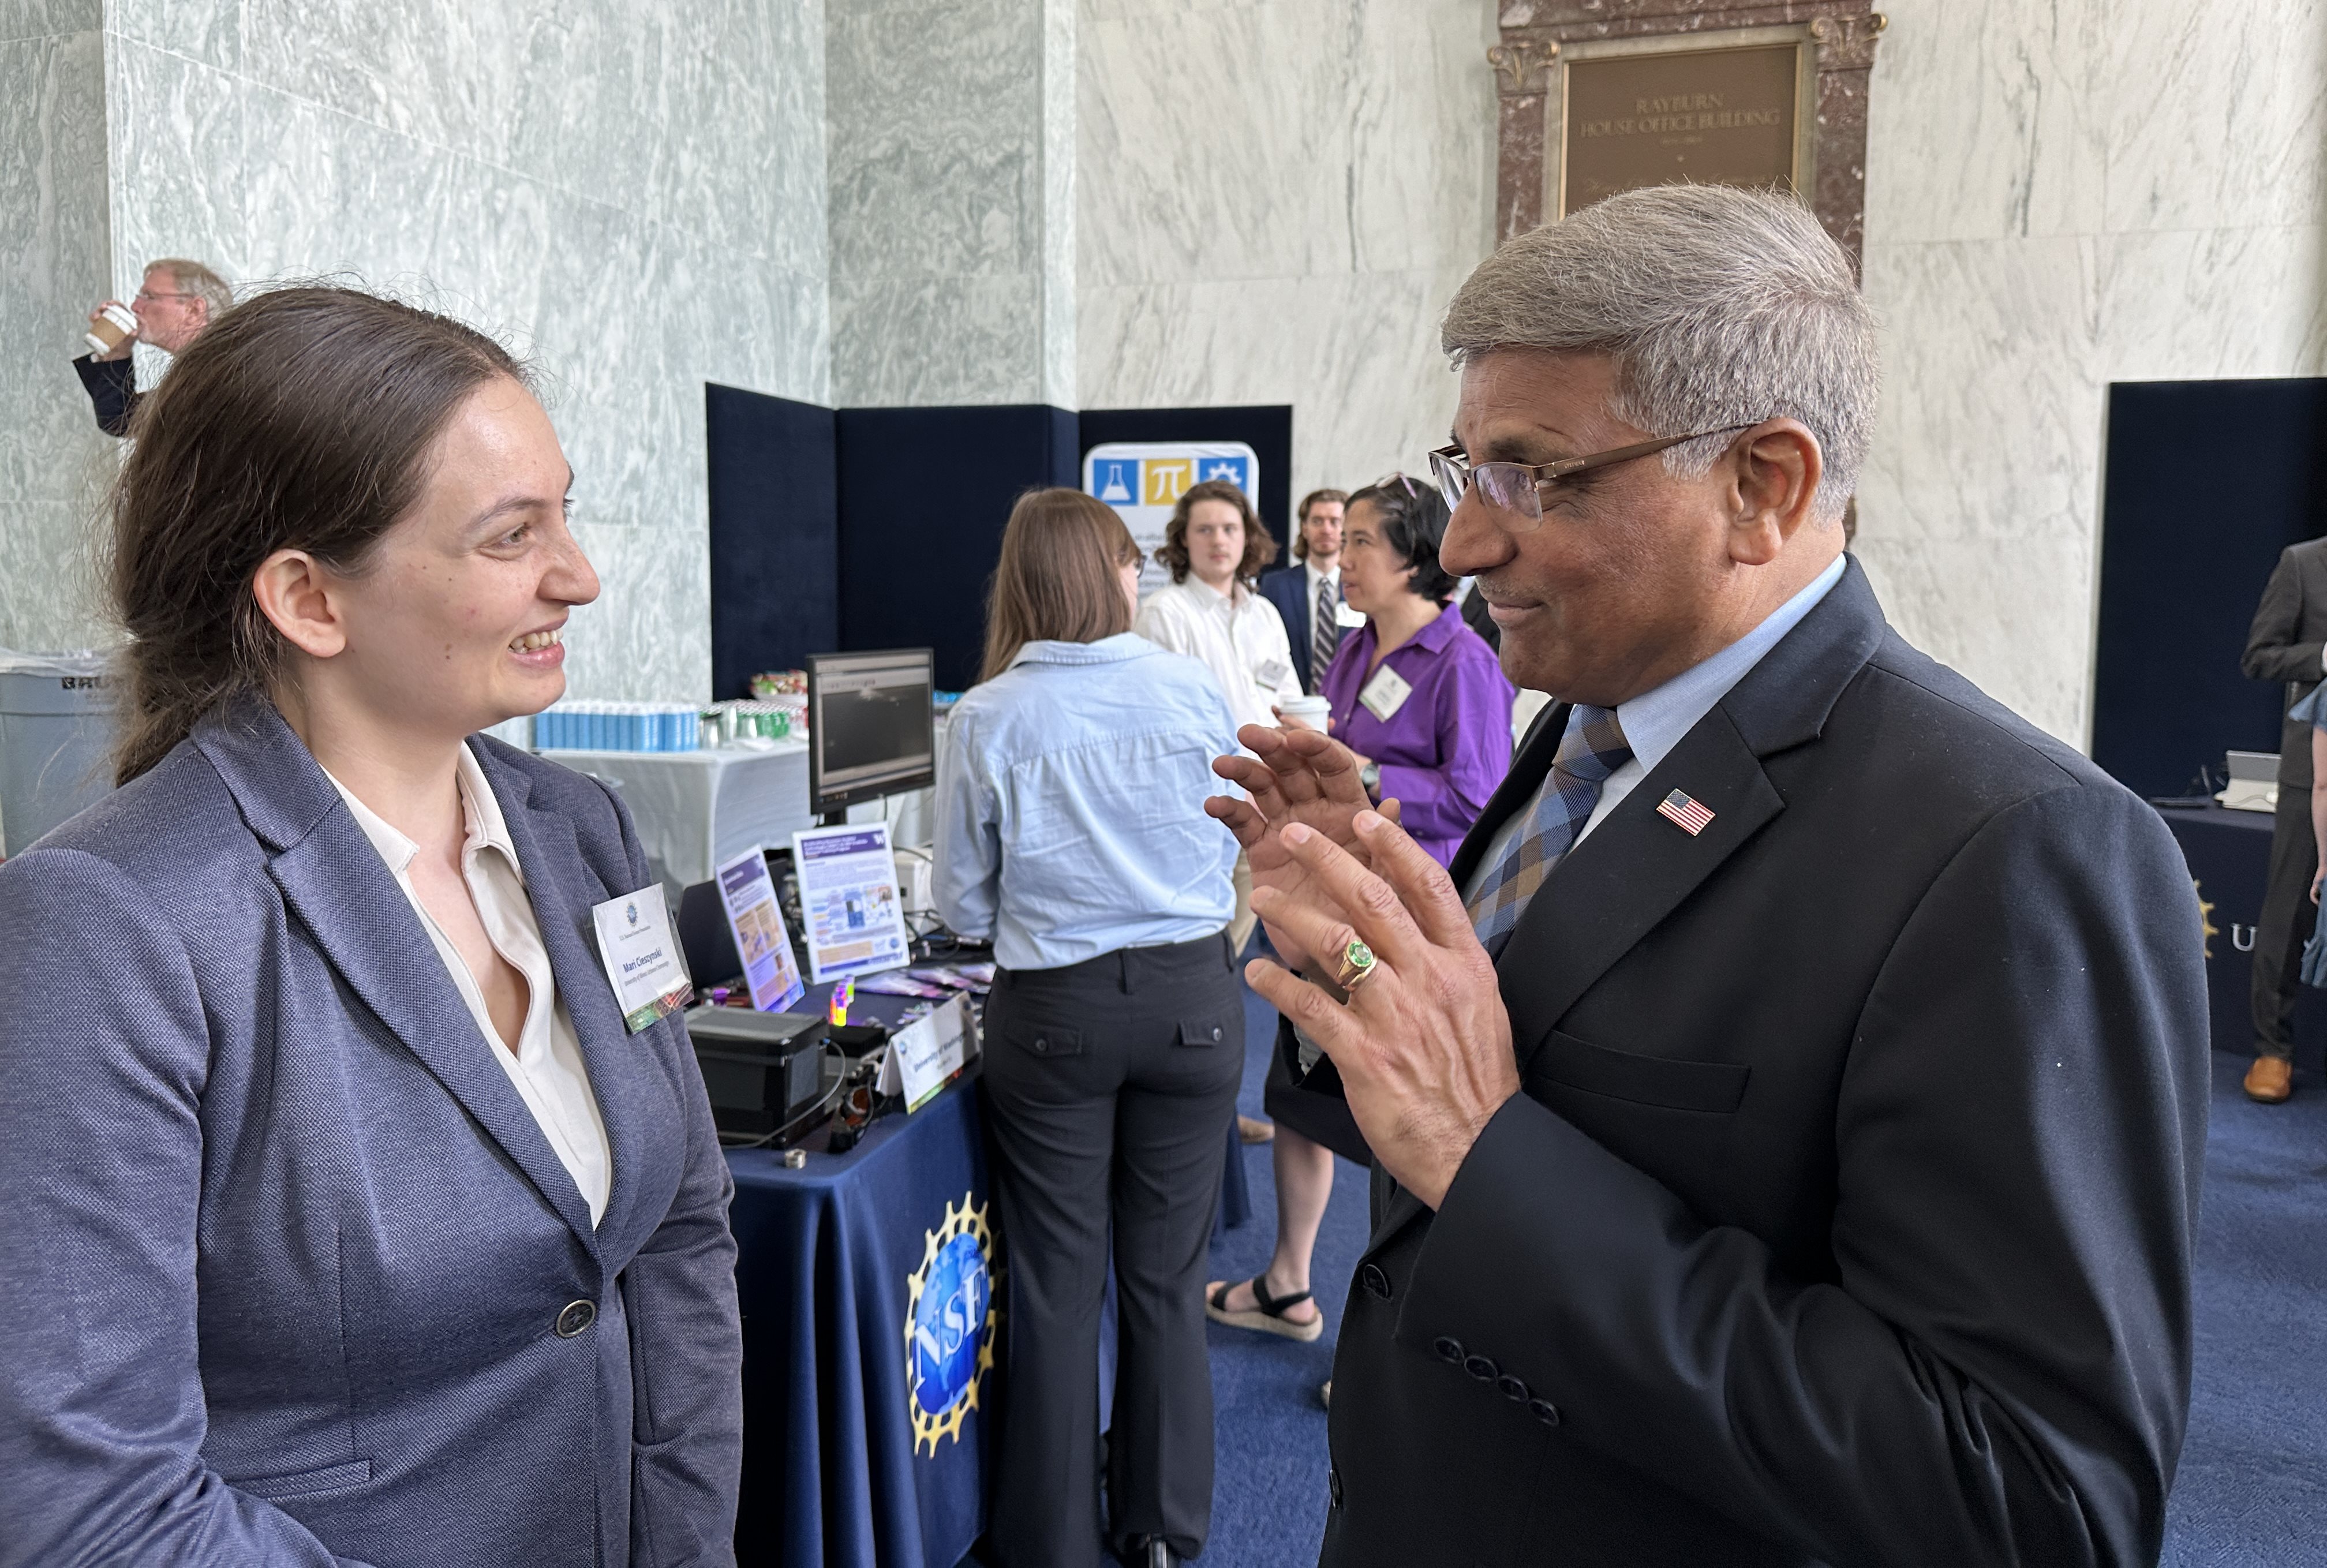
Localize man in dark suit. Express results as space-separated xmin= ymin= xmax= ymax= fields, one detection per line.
xmin=1258 ymin=488 xmax=1351 ymax=694
xmin=1210 ymin=185 xmax=2208 ymax=1567
xmin=2238 ymin=536 xmax=2327 ymax=1102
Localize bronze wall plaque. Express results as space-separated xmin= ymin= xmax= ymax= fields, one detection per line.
xmin=1560 ymin=42 xmax=1803 ymax=216
xmin=1488 ymin=4 xmax=1887 ymax=271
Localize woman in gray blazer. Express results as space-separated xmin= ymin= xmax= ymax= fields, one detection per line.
xmin=0 ymin=288 xmax=743 ymax=1567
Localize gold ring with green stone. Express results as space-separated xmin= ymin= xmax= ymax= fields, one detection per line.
xmin=1333 ymin=937 xmax=1379 ymax=991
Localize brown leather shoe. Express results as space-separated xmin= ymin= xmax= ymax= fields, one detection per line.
xmin=2244 ymin=1056 xmax=2294 ymax=1103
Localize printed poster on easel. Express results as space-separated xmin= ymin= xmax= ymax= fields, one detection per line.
xmin=713 ymin=845 xmax=806 ymax=1013
xmin=790 ymin=822 xmax=911 ymax=984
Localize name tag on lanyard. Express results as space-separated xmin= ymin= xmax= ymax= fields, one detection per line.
xmin=1358 ymin=664 xmax=1412 ymax=723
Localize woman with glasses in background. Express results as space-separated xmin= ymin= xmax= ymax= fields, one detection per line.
xmin=936 ymin=489 xmax=1244 ymax=1568
xmin=1205 ymin=475 xmax=1512 ymax=1358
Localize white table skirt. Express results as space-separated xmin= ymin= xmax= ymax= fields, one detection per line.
xmin=540 ymin=741 xmax=937 ymax=897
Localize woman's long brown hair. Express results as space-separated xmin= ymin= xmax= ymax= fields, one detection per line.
xmin=979 ymin=488 xmax=1143 ymax=683
xmin=106 ymin=286 xmax=525 ymax=784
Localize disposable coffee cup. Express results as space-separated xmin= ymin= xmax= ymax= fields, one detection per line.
xmin=1278 ymin=695 xmax=1332 ymax=730
xmin=84 ymin=302 xmax=138 ymax=356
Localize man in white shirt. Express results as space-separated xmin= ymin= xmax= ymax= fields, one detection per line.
xmin=1260 ymin=489 xmax=1353 ymax=694
xmin=1136 ymin=478 xmax=1303 ymax=959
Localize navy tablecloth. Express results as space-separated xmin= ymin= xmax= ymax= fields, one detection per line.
xmin=723 ymin=983 xmax=1250 ymax=1567
xmin=729 ymin=1076 xmax=997 ymax=1568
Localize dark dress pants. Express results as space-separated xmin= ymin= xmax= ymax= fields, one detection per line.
xmin=980 ymin=933 xmax=1243 ymax=1567
xmin=2253 ymin=779 xmax=2319 ymax=1060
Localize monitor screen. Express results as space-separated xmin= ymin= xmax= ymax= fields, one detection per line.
xmin=807 ymin=649 xmax=936 ymax=813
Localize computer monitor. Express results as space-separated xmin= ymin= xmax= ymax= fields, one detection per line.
xmin=806 ymin=648 xmax=936 ymax=815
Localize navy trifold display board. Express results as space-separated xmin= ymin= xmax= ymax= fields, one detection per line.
xmin=707 ymin=385 xmax=840 ymax=700
xmin=704 ymin=396 xmax=1297 ymax=697
xmin=2093 ymin=377 xmax=2327 ymax=798
xmin=836 ymin=406 xmax=1080 ymax=694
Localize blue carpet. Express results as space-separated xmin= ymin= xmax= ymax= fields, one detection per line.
xmin=1200 ymin=998 xmax=2327 ymax=1565
xmin=2161 ymin=1053 xmax=2327 ymax=1564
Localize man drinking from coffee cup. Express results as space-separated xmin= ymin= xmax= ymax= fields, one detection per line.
xmin=74 ymin=259 xmax=232 ymax=436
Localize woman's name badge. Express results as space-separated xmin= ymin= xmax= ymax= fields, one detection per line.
xmin=1358 ymin=664 xmax=1412 ymax=722
xmin=591 ymin=884 xmax=693 ymax=1033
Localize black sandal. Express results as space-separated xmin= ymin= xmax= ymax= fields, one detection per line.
xmin=1205 ymin=1274 xmax=1323 ymax=1342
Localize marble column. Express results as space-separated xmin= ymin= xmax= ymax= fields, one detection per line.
xmin=825 ymin=0 xmax=1075 ymax=406
xmin=0 ymin=1 xmax=117 ymax=655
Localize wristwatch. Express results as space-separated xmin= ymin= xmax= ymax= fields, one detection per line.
xmin=1359 ymin=762 xmax=1381 ymax=801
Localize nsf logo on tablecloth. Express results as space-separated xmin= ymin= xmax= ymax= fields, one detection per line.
xmin=906 ymin=1194 xmax=1000 ymax=1454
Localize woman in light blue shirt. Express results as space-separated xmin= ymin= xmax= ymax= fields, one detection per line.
xmin=936 ymin=488 xmax=1243 ymax=1568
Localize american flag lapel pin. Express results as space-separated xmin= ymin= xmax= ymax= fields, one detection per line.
xmin=1656 ymin=789 xmax=1715 ymax=837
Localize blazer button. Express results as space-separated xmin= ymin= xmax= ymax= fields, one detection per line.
xmin=1360 ymin=1264 xmax=1391 ymax=1300
xmin=1495 ymin=1374 xmax=1529 ymax=1403
xmin=1434 ymin=1336 xmax=1464 ymax=1365
xmin=555 ymin=1300 xmax=597 ymax=1337
xmin=1528 ymin=1398 xmax=1562 ymax=1428
xmin=1329 ymin=1466 xmax=1344 ymax=1508
xmin=1033 ymin=1037 xmax=1049 ymax=1054
xmin=1463 ymin=1354 xmax=1499 ymax=1382
xmin=1211 ymin=1026 xmax=1222 ymax=1041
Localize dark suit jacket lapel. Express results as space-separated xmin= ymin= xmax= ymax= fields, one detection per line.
xmin=197 ymin=700 xmax=605 ymax=1256
xmin=1367 ymin=559 xmax=1890 ymax=1255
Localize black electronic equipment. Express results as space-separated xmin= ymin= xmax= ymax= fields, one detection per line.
xmin=806 ymin=648 xmax=936 ymax=816
xmin=685 ymin=1006 xmax=829 ymax=1138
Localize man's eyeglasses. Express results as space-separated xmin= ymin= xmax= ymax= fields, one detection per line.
xmin=1427 ymin=425 xmax=1756 ymax=532
xmin=134 ymin=289 xmax=195 ymax=304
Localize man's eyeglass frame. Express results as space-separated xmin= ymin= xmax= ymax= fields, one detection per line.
xmin=1428 ymin=424 xmax=1757 ymax=530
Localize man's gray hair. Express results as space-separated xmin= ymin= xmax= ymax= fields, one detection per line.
xmin=1441 ymin=185 xmax=1877 ymax=521
xmin=149 ymin=257 xmax=234 ymax=320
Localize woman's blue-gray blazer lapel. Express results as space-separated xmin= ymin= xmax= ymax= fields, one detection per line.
xmin=194 ymin=698 xmax=675 ymax=1256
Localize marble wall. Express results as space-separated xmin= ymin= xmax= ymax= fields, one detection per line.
xmin=1076 ymin=0 xmax=1501 ymax=515
xmin=825 ymin=0 xmax=1075 ymax=406
xmin=0 ymin=0 xmax=117 ymax=655
xmin=1855 ymin=0 xmax=2327 ymax=744
xmin=2 ymin=0 xmax=832 ymax=701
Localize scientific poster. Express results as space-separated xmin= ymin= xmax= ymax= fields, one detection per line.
xmin=790 ymin=822 xmax=912 ymax=983
xmin=713 ymin=846 xmax=806 ymax=1013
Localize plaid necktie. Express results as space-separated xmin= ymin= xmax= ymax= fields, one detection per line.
xmin=1311 ymin=574 xmax=1340 ymax=694
xmin=1466 ymin=705 xmax=1632 ymax=957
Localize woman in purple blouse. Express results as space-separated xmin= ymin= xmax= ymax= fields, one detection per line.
xmin=1316 ymin=476 xmax=1514 ymax=867
xmin=1205 ymin=476 xmax=1513 ymax=1363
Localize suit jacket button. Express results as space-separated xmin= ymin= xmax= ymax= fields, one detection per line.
xmin=555 ymin=1299 xmax=597 ymax=1337
xmin=1034 ymin=1037 xmax=1049 ymax=1054
xmin=1434 ymin=1336 xmax=1463 ymax=1364
xmin=1361 ymin=1264 xmax=1391 ymax=1300
xmin=1463 ymin=1354 xmax=1499 ymax=1382
xmin=1528 ymin=1398 xmax=1562 ymax=1428
xmin=1211 ymin=1025 xmax=1222 ymax=1041
xmin=1329 ymin=1466 xmax=1344 ymax=1508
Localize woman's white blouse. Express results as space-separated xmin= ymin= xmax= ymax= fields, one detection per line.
xmin=326 ymin=744 xmax=612 ymax=1225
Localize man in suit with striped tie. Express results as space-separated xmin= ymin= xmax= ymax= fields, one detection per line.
xmin=1259 ymin=489 xmax=1352 ymax=694
xmin=1207 ymin=185 xmax=2207 ymax=1567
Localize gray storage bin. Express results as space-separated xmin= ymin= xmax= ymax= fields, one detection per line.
xmin=0 ymin=652 xmax=117 ymax=856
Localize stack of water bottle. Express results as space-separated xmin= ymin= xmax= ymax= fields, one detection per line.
xmin=533 ymin=700 xmax=703 ymax=753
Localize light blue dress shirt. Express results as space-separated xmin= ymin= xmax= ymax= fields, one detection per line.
xmin=1468 ymin=554 xmax=1848 ymax=896
xmin=935 ymin=633 xmax=1244 ymax=971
